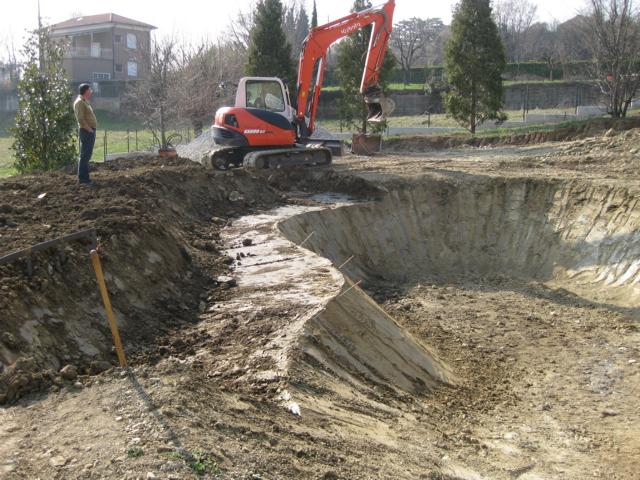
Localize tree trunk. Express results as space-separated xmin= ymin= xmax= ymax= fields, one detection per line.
xmin=470 ymin=80 xmax=477 ymax=136
xmin=160 ymin=104 xmax=166 ymax=148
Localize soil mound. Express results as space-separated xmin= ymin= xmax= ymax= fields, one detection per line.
xmin=0 ymin=157 xmax=281 ymax=403
xmin=384 ymin=116 xmax=640 ymax=152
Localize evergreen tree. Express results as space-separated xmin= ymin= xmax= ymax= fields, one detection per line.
xmin=11 ymin=28 xmax=76 ymax=173
xmin=444 ymin=0 xmax=507 ymax=134
xmin=311 ymin=0 xmax=318 ymax=28
xmin=246 ymin=0 xmax=296 ymax=85
xmin=296 ymin=5 xmax=310 ymax=49
xmin=335 ymin=0 xmax=396 ymax=134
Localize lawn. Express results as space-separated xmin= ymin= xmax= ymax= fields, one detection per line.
xmin=0 ymin=137 xmax=15 ymax=177
xmin=317 ymin=108 xmax=581 ymax=131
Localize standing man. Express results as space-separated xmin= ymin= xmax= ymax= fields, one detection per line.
xmin=73 ymin=83 xmax=97 ymax=185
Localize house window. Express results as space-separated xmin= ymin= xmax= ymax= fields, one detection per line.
xmin=92 ymin=72 xmax=111 ymax=81
xmin=114 ymin=34 xmax=122 ymax=43
xmin=127 ymin=61 xmax=138 ymax=77
xmin=126 ymin=33 xmax=137 ymax=49
xmin=115 ymin=64 xmax=123 ymax=73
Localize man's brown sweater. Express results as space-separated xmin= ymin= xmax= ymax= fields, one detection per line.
xmin=73 ymin=96 xmax=97 ymax=131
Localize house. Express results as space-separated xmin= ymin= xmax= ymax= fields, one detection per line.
xmin=50 ymin=13 xmax=156 ymax=101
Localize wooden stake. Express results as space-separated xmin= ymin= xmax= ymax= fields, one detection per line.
xmin=90 ymin=249 xmax=127 ymax=367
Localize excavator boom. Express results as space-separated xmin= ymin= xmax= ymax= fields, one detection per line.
xmin=296 ymin=0 xmax=395 ymax=135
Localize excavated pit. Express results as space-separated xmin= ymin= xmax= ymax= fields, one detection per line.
xmin=269 ymin=176 xmax=639 ymax=413
xmin=279 ymin=177 xmax=640 ymax=308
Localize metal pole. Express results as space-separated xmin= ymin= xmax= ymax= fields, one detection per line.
xmin=90 ymin=250 xmax=127 ymax=367
xmin=127 ymin=129 xmax=130 ymax=152
xmin=135 ymin=130 xmax=138 ymax=151
xmin=103 ymin=130 xmax=107 ymax=161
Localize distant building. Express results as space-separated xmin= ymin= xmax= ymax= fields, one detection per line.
xmin=50 ymin=13 xmax=156 ymax=102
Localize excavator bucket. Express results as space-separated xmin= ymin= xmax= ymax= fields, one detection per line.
xmin=363 ymin=85 xmax=395 ymax=123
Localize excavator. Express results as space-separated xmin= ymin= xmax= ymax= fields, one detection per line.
xmin=205 ymin=0 xmax=395 ymax=169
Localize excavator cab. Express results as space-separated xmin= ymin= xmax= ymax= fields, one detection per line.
xmin=234 ymin=77 xmax=295 ymax=123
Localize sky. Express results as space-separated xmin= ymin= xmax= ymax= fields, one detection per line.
xmin=1 ymin=0 xmax=586 ymax=53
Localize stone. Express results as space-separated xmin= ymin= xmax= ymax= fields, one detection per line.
xmin=59 ymin=365 xmax=78 ymax=381
xmin=242 ymin=238 xmax=253 ymax=247
xmin=146 ymin=473 xmax=157 ymax=479
xmin=601 ymin=409 xmax=619 ymax=417
xmin=89 ymin=360 xmax=112 ymax=375
xmin=49 ymin=456 xmax=68 ymax=467
xmin=229 ymin=191 xmax=243 ymax=202
xmin=1 ymin=332 xmax=19 ymax=349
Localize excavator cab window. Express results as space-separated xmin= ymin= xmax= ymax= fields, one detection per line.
xmin=246 ymin=80 xmax=286 ymax=113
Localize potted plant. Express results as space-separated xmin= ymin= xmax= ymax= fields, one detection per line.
xmin=156 ymin=132 xmax=182 ymax=157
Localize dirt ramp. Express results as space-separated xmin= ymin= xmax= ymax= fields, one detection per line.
xmin=301 ymin=280 xmax=455 ymax=394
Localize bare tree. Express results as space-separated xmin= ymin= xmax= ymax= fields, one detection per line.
xmin=556 ymin=16 xmax=592 ymax=63
xmin=228 ymin=4 xmax=256 ymax=51
xmin=392 ymin=17 xmax=444 ymax=84
xmin=125 ymin=36 xmax=180 ymax=150
xmin=0 ymin=32 xmax=21 ymax=82
xmin=585 ymin=0 xmax=640 ymax=117
xmin=494 ymin=0 xmax=537 ymax=71
xmin=174 ymin=41 xmax=245 ymax=135
xmin=525 ymin=22 xmax=561 ymax=79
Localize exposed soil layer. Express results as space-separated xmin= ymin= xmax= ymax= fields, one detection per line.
xmin=0 ymin=157 xmax=284 ymax=402
xmin=0 ymin=130 xmax=639 ymax=479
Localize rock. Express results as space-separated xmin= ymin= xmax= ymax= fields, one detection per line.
xmin=604 ymin=128 xmax=617 ymax=138
xmin=601 ymin=409 xmax=619 ymax=417
xmin=199 ymin=301 xmax=206 ymax=313
xmin=229 ymin=191 xmax=244 ymax=202
xmin=88 ymin=360 xmax=112 ymax=375
xmin=73 ymin=382 xmax=83 ymax=389
xmin=1 ymin=332 xmax=19 ymax=349
xmin=216 ymin=276 xmax=237 ymax=288
xmin=242 ymin=238 xmax=253 ymax=247
xmin=49 ymin=455 xmax=68 ymax=467
xmin=146 ymin=473 xmax=157 ymax=479
xmin=59 ymin=365 xmax=78 ymax=381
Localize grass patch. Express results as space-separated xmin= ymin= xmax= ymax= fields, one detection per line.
xmin=167 ymin=449 xmax=222 ymax=476
xmin=126 ymin=447 xmax=144 ymax=458
xmin=318 ymin=108 xmax=583 ymax=131
xmin=0 ymin=137 xmax=15 ymax=178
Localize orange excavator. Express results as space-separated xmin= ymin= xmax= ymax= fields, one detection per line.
xmin=206 ymin=0 xmax=395 ymax=169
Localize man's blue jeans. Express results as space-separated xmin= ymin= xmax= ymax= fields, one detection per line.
xmin=78 ymin=128 xmax=96 ymax=183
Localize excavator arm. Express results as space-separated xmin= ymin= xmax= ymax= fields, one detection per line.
xmin=295 ymin=0 xmax=395 ymax=136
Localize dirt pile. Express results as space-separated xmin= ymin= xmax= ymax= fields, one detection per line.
xmin=0 ymin=156 xmax=281 ymax=403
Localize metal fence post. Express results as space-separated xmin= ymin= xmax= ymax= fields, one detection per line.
xmin=103 ymin=130 xmax=107 ymax=161
xmin=127 ymin=129 xmax=130 ymax=152
xmin=135 ymin=130 xmax=138 ymax=151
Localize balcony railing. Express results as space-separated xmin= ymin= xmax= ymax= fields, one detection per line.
xmin=66 ymin=47 xmax=113 ymax=59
